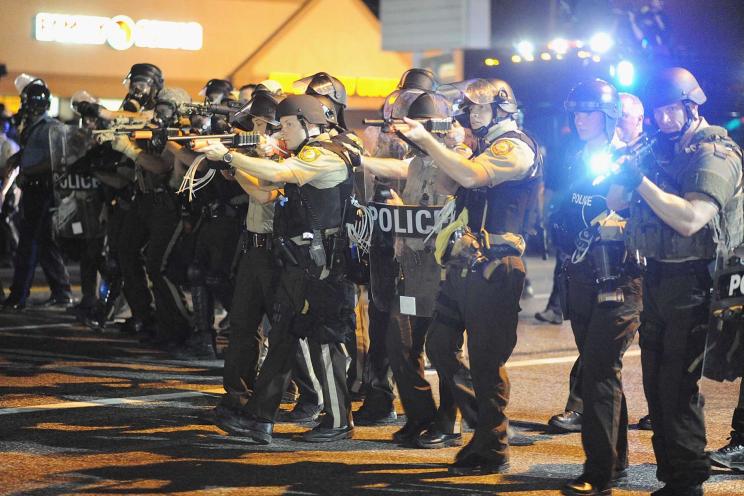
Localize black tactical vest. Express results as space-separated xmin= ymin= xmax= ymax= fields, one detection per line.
xmin=273 ymin=137 xmax=359 ymax=238
xmin=552 ymin=151 xmax=614 ymax=253
xmin=457 ymin=130 xmax=543 ymax=237
xmin=626 ymin=127 xmax=744 ymax=260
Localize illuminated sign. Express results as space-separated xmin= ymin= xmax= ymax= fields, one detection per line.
xmin=269 ymin=72 xmax=399 ymax=98
xmin=34 ymin=13 xmax=203 ymax=51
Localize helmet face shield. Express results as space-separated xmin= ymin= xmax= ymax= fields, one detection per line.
xmin=382 ymin=89 xmax=424 ymax=120
xmin=293 ymin=72 xmax=347 ymax=107
xmin=398 ymin=68 xmax=437 ymax=91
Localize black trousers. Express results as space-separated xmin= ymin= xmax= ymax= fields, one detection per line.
xmin=425 ymin=256 xmax=525 ymax=462
xmin=387 ymin=312 xmax=459 ymax=432
xmin=565 ymin=260 xmax=640 ymax=486
xmin=190 ymin=215 xmax=242 ymax=332
xmin=222 ymin=245 xmax=277 ymax=408
xmin=640 ymin=261 xmax=712 ymax=486
xmin=9 ymin=184 xmax=71 ymax=304
xmin=118 ymin=192 xmax=190 ymax=342
xmin=243 ymin=250 xmax=353 ymax=429
xmin=732 ymin=378 xmax=744 ymax=434
xmin=59 ymin=236 xmax=105 ymax=308
xmin=360 ymin=289 xmax=395 ymax=412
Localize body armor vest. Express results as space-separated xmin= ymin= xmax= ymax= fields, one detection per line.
xmin=553 ymin=151 xmax=613 ymax=254
xmin=626 ymin=127 xmax=743 ymax=260
xmin=273 ymin=137 xmax=359 ymax=238
xmin=457 ymin=129 xmax=543 ymax=237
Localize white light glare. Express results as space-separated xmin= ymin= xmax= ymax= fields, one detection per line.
xmin=516 ymin=40 xmax=534 ymax=58
xmin=589 ymin=152 xmax=615 ymax=180
xmin=617 ymin=60 xmax=635 ymax=87
xmin=589 ymin=32 xmax=614 ymax=53
xmin=549 ymin=37 xmax=569 ymax=54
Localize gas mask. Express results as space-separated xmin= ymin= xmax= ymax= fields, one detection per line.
xmin=123 ymin=79 xmax=154 ymax=112
xmin=153 ymin=103 xmax=178 ymax=128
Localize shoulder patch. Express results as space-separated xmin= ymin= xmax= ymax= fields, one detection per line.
xmin=298 ymin=146 xmax=322 ymax=163
xmin=489 ymin=140 xmax=515 ymax=157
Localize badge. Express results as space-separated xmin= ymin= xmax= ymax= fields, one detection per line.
xmin=298 ymin=147 xmax=321 ymax=162
xmin=489 ymin=140 xmax=514 ymax=156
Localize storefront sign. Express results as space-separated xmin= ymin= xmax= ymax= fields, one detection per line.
xmin=269 ymin=72 xmax=399 ymax=98
xmin=34 ymin=13 xmax=203 ymax=51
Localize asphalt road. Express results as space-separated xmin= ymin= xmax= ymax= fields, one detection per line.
xmin=1 ymin=257 xmax=743 ymax=495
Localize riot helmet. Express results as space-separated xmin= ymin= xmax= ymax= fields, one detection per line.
xmin=231 ymin=80 xmax=284 ymax=131
xmin=407 ymin=91 xmax=452 ymax=121
xmin=442 ymin=78 xmax=518 ymax=134
xmin=398 ymin=68 xmax=437 ymax=91
xmin=200 ymin=78 xmax=234 ymax=104
xmin=20 ymin=79 xmax=51 ymax=117
xmin=122 ymin=63 xmax=164 ymax=112
xmin=153 ymin=87 xmax=191 ymax=127
xmin=254 ymin=79 xmax=284 ymax=97
xmin=644 ymin=67 xmax=706 ymax=139
xmin=564 ymin=79 xmax=621 ymax=141
xmin=382 ymin=88 xmax=424 ymax=120
xmin=294 ymin=72 xmax=347 ymax=129
xmin=276 ymin=95 xmax=329 ymax=127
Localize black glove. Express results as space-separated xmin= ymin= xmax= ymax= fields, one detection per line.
xmin=75 ymin=101 xmax=102 ymax=119
xmin=611 ymin=156 xmax=645 ymax=190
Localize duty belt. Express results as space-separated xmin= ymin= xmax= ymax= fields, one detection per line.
xmin=241 ymin=230 xmax=272 ymax=251
xmin=290 ymin=227 xmax=340 ymax=246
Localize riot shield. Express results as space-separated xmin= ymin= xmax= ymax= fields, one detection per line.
xmin=701 ymin=255 xmax=744 ymax=383
xmin=364 ymin=115 xmax=456 ymax=316
xmin=49 ymin=124 xmax=105 ymax=239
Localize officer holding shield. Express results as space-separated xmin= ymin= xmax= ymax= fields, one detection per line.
xmin=400 ymin=78 xmax=542 ymax=474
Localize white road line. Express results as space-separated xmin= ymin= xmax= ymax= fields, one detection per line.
xmin=0 ymin=323 xmax=77 ymax=331
xmin=0 ymin=389 xmax=224 ymax=416
xmin=424 ymin=348 xmax=641 ymax=375
xmin=0 ymin=328 xmax=640 ymax=417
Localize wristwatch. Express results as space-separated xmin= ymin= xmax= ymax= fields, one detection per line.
xmin=222 ymin=152 xmax=233 ymax=164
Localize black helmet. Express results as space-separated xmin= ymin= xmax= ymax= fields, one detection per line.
xmin=125 ymin=63 xmax=164 ymax=91
xmin=276 ymin=95 xmax=329 ymax=127
xmin=644 ymin=67 xmax=707 ymax=111
xmin=231 ymin=92 xmax=282 ymax=131
xmin=201 ymin=78 xmax=234 ymax=103
xmin=20 ymin=79 xmax=51 ymax=113
xmin=565 ymin=79 xmax=621 ymax=140
xmin=294 ymin=72 xmax=347 ymax=107
xmin=153 ymin=87 xmax=190 ymax=127
xmin=398 ymin=68 xmax=437 ymax=91
xmin=123 ymin=63 xmax=164 ymax=111
xmin=406 ymin=91 xmax=451 ymax=120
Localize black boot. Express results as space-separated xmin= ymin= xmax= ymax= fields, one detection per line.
xmin=710 ymin=430 xmax=744 ymax=471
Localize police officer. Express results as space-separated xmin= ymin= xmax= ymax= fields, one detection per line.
xmin=208 ymin=87 xmax=284 ymax=416
xmin=3 ymin=77 xmax=72 ymax=311
xmin=551 ymin=80 xmax=641 ymax=496
xmin=620 ymin=67 xmax=743 ymax=495
xmin=52 ymin=110 xmax=108 ymax=323
xmin=113 ymin=87 xmax=192 ymax=348
xmin=361 ymin=89 xmax=471 ymax=448
xmin=200 ymin=94 xmax=358 ymax=443
xmin=176 ymin=80 xmax=247 ymax=358
xmin=352 ymin=69 xmax=440 ymax=426
xmin=400 ymin=78 xmax=541 ymax=474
